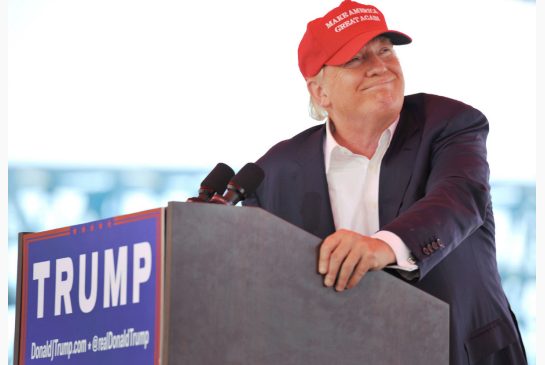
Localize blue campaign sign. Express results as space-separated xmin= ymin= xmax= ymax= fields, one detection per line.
xmin=18 ymin=208 xmax=164 ymax=365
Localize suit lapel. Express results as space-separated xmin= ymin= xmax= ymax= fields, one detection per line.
xmin=379 ymin=105 xmax=422 ymax=226
xmin=294 ymin=125 xmax=336 ymax=239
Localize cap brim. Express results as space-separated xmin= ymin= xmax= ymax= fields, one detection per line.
xmin=325 ymin=30 xmax=412 ymax=67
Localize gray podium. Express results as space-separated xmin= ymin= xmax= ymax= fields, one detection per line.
xmin=164 ymin=202 xmax=449 ymax=365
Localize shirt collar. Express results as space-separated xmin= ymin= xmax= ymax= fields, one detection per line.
xmin=324 ymin=117 xmax=400 ymax=173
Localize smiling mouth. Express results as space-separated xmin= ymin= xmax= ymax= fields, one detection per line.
xmin=361 ymin=80 xmax=394 ymax=91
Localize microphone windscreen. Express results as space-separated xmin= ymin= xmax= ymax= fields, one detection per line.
xmin=229 ymin=163 xmax=265 ymax=197
xmin=201 ymin=163 xmax=235 ymax=195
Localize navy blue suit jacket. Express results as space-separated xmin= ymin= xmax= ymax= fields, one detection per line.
xmin=245 ymin=93 xmax=526 ymax=365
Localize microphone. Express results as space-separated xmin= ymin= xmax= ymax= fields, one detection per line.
xmin=186 ymin=163 xmax=235 ymax=203
xmin=209 ymin=163 xmax=265 ymax=206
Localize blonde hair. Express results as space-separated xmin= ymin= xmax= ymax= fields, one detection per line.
xmin=307 ymin=68 xmax=328 ymax=121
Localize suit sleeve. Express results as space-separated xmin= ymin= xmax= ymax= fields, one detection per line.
xmin=381 ymin=106 xmax=491 ymax=280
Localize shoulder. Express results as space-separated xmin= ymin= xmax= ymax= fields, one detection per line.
xmin=403 ymin=93 xmax=488 ymax=134
xmin=404 ymin=93 xmax=485 ymax=121
xmin=256 ymin=123 xmax=325 ymax=168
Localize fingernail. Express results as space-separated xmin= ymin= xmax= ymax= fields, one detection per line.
xmin=324 ymin=277 xmax=333 ymax=287
xmin=319 ymin=264 xmax=326 ymax=274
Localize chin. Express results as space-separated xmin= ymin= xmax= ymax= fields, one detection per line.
xmin=363 ymin=94 xmax=402 ymax=119
xmin=373 ymin=91 xmax=402 ymax=109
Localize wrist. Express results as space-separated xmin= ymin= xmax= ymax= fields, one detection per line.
xmin=372 ymin=238 xmax=396 ymax=269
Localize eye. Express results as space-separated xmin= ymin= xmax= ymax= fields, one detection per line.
xmin=379 ymin=46 xmax=394 ymax=56
xmin=343 ymin=55 xmax=363 ymax=68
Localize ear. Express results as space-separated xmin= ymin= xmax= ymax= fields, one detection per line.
xmin=306 ymin=78 xmax=331 ymax=108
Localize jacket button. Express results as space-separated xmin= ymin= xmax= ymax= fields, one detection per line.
xmin=422 ymin=247 xmax=431 ymax=255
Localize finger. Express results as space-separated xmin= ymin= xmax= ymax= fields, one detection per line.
xmin=318 ymin=234 xmax=341 ymax=274
xmin=335 ymin=250 xmax=361 ymax=292
xmin=346 ymin=258 xmax=371 ymax=289
xmin=323 ymin=240 xmax=351 ymax=288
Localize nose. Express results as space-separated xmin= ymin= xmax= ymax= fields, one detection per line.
xmin=364 ymin=53 xmax=388 ymax=77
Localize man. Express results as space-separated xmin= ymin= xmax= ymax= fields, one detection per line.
xmin=244 ymin=1 xmax=527 ymax=364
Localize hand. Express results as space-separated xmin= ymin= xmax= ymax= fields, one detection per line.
xmin=318 ymin=229 xmax=396 ymax=292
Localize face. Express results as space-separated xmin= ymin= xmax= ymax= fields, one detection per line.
xmin=310 ymin=37 xmax=405 ymax=125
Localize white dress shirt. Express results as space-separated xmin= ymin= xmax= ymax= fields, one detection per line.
xmin=324 ymin=119 xmax=417 ymax=272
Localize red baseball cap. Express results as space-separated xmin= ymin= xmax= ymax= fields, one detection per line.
xmin=298 ymin=1 xmax=412 ymax=78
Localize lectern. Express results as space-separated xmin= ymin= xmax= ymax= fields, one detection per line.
xmin=165 ymin=202 xmax=449 ymax=364
xmin=15 ymin=202 xmax=449 ymax=365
